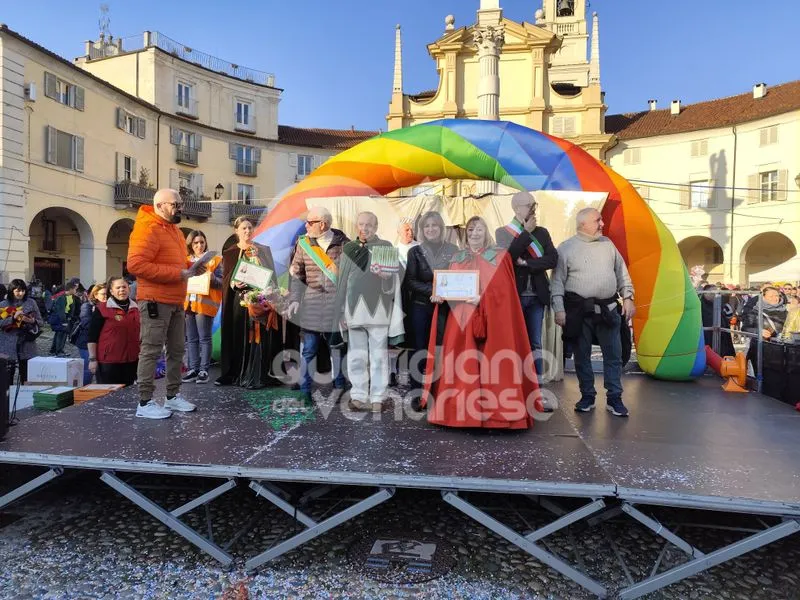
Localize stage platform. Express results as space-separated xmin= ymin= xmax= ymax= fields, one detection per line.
xmin=1 ymin=374 xmax=799 ymax=599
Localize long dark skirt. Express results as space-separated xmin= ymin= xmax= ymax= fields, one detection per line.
xmin=220 ymin=304 xmax=282 ymax=389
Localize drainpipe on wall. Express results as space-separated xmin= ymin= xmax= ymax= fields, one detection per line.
xmin=729 ymin=125 xmax=738 ymax=281
xmin=156 ymin=113 xmax=162 ymax=187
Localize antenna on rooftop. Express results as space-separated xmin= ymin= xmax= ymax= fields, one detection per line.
xmin=99 ymin=4 xmax=110 ymax=38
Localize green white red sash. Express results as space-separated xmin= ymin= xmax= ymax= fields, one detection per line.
xmin=298 ymin=235 xmax=337 ymax=284
xmin=505 ymin=218 xmax=544 ymax=258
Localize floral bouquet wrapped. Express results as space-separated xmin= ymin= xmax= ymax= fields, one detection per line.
xmin=239 ymin=287 xmax=287 ymax=327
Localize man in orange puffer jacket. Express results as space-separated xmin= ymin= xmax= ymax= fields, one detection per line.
xmin=127 ymin=189 xmax=206 ymax=419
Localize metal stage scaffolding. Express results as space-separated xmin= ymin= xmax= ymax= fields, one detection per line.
xmin=1 ymin=375 xmax=799 ymax=598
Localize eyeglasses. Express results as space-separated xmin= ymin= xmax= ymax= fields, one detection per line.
xmin=162 ymin=201 xmax=184 ymax=209
xmin=306 ymin=220 xmax=322 ymax=226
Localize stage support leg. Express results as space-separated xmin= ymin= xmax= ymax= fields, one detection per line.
xmin=617 ymin=511 xmax=800 ymax=600
xmin=0 ymin=467 xmax=63 ymax=510
xmin=245 ymin=482 xmax=394 ymax=571
xmin=442 ymin=491 xmax=608 ymax=598
xmin=621 ymin=503 xmax=705 ymax=558
xmin=100 ymin=471 xmax=234 ymax=565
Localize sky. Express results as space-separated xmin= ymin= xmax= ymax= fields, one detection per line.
xmin=2 ymin=0 xmax=798 ymax=131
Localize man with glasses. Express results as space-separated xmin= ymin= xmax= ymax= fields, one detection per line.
xmin=286 ymin=206 xmax=350 ymax=402
xmin=495 ymin=191 xmax=558 ymax=380
xmin=127 ymin=188 xmax=207 ymax=419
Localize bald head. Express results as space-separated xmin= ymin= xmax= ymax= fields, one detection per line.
xmin=154 ymin=188 xmax=182 ymax=224
xmin=511 ymin=191 xmax=536 ymax=223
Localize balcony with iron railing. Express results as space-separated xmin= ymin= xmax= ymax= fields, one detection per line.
xmin=236 ymin=160 xmax=257 ymax=177
xmin=114 ymin=180 xmax=155 ymax=209
xmin=229 ymin=201 xmax=268 ymax=224
xmin=86 ymin=31 xmax=275 ymax=87
xmin=179 ymin=188 xmax=212 ymax=220
xmin=234 ymin=114 xmax=257 ymax=133
xmin=113 ymin=181 xmax=210 ymax=219
xmin=175 ymin=97 xmax=199 ymax=119
xmin=176 ymin=145 xmax=198 ymax=166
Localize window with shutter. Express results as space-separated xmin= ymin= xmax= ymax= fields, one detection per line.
xmin=759 ymin=171 xmax=779 ymax=201
xmin=74 ymin=86 xmax=85 ymax=111
xmin=170 ymin=127 xmax=182 ymax=145
xmin=747 ymin=174 xmax=759 ymax=203
xmin=551 ymin=117 xmax=564 ymax=136
xmin=136 ymin=118 xmax=146 ymax=139
xmin=229 ymin=143 xmax=238 ymax=159
xmin=74 ymin=136 xmax=84 ymax=172
xmin=563 ymin=117 xmax=576 ymax=136
xmin=45 ymin=126 xmax=57 ymax=164
xmin=116 ymin=107 xmax=126 ymax=130
xmin=679 ymin=185 xmax=691 ymax=210
xmin=44 ymin=72 xmax=57 ymax=100
xmin=777 ymin=169 xmax=788 ymax=201
xmin=289 ymin=153 xmax=298 ymax=167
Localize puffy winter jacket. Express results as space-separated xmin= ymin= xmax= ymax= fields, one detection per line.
xmin=127 ymin=205 xmax=188 ymax=305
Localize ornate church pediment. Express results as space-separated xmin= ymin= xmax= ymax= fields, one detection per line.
xmin=427 ymin=18 xmax=559 ymax=58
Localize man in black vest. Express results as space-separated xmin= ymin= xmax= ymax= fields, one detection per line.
xmin=495 ymin=192 xmax=558 ymax=379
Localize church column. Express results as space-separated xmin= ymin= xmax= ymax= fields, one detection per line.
xmin=80 ymin=244 xmax=107 ymax=285
xmin=473 ymin=26 xmax=504 ymax=121
xmin=473 ymin=5 xmax=504 ymax=194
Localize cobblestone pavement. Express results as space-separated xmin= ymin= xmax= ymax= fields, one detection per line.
xmin=1 ymin=466 xmax=799 ymax=600
xmin=1 ymin=332 xmax=796 ymax=599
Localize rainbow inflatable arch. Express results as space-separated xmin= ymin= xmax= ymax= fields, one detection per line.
xmin=214 ymin=119 xmax=704 ymax=381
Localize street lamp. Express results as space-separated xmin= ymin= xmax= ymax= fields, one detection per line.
xmin=214 ymin=183 xmax=224 ymax=200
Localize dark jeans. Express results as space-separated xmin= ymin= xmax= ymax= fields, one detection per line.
xmin=408 ymin=302 xmax=435 ymax=388
xmin=50 ymin=330 xmax=67 ymax=355
xmin=300 ymin=330 xmax=345 ymax=392
xmin=573 ymin=311 xmax=623 ymax=403
xmin=520 ymin=295 xmax=546 ymax=377
xmin=8 ymin=360 xmax=28 ymax=386
xmin=79 ymin=348 xmax=92 ymax=385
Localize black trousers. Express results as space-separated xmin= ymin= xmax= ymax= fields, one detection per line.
xmin=97 ymin=361 xmax=138 ymax=386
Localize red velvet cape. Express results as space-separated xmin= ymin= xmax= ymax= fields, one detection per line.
xmin=422 ymin=249 xmax=543 ymax=429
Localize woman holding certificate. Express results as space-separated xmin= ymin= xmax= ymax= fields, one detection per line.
xmin=422 ymin=216 xmax=545 ymax=429
xmin=183 ymin=230 xmax=223 ymax=385
xmin=215 ymin=216 xmax=282 ymax=389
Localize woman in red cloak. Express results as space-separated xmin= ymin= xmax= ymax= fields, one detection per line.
xmin=421 ymin=216 xmax=545 ymax=429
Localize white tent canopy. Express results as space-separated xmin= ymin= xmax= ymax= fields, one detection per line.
xmin=748 ymin=254 xmax=800 ymax=284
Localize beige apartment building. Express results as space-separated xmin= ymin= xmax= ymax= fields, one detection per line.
xmin=606 ymin=82 xmax=800 ymax=285
xmin=0 ymin=26 xmax=374 ymax=287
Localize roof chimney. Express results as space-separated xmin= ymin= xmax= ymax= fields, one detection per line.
xmin=670 ymin=99 xmax=681 ymax=116
xmin=648 ymin=99 xmax=657 ymax=111
xmin=753 ymin=82 xmax=767 ymax=99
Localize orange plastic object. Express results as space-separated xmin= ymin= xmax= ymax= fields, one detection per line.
xmin=720 ymin=352 xmax=748 ymax=393
xmin=705 ymin=346 xmax=723 ymax=374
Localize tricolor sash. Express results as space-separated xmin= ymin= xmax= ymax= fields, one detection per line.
xmin=505 ymin=218 xmax=544 ymax=258
xmin=298 ymin=235 xmax=338 ymax=284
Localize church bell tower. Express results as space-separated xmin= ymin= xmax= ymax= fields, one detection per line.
xmin=536 ymin=0 xmax=590 ymax=89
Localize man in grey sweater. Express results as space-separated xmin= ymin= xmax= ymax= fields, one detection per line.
xmin=551 ymin=208 xmax=635 ymax=416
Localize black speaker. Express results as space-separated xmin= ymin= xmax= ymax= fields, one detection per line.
xmin=0 ymin=358 xmax=9 ymax=441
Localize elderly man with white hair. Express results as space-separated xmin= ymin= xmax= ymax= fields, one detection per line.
xmin=126 ymin=188 xmax=209 ymax=419
xmin=336 ymin=211 xmax=404 ymax=412
xmin=551 ymin=207 xmax=635 ymax=417
xmin=286 ymin=206 xmax=350 ymax=400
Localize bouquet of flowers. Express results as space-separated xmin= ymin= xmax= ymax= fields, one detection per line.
xmin=239 ymin=287 xmax=288 ymax=323
xmin=0 ymin=305 xmax=21 ymax=332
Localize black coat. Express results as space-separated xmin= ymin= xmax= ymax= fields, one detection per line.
xmin=494 ymin=225 xmax=558 ymax=305
xmin=405 ymin=241 xmax=460 ymax=305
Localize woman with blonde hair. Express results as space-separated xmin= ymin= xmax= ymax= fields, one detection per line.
xmin=421 ymin=216 xmax=545 ymax=429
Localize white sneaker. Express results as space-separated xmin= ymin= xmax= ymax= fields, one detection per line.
xmin=164 ymin=394 xmax=196 ymax=412
xmin=136 ymin=400 xmax=172 ymax=420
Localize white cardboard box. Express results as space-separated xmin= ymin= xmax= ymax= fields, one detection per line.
xmin=26 ymin=357 xmax=84 ymax=388
xmin=10 ymin=385 xmax=54 ymax=411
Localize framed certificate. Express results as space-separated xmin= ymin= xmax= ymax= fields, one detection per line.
xmin=433 ymin=270 xmax=479 ymax=301
xmin=233 ymin=258 xmax=274 ymax=290
xmin=186 ymin=272 xmax=210 ymax=295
